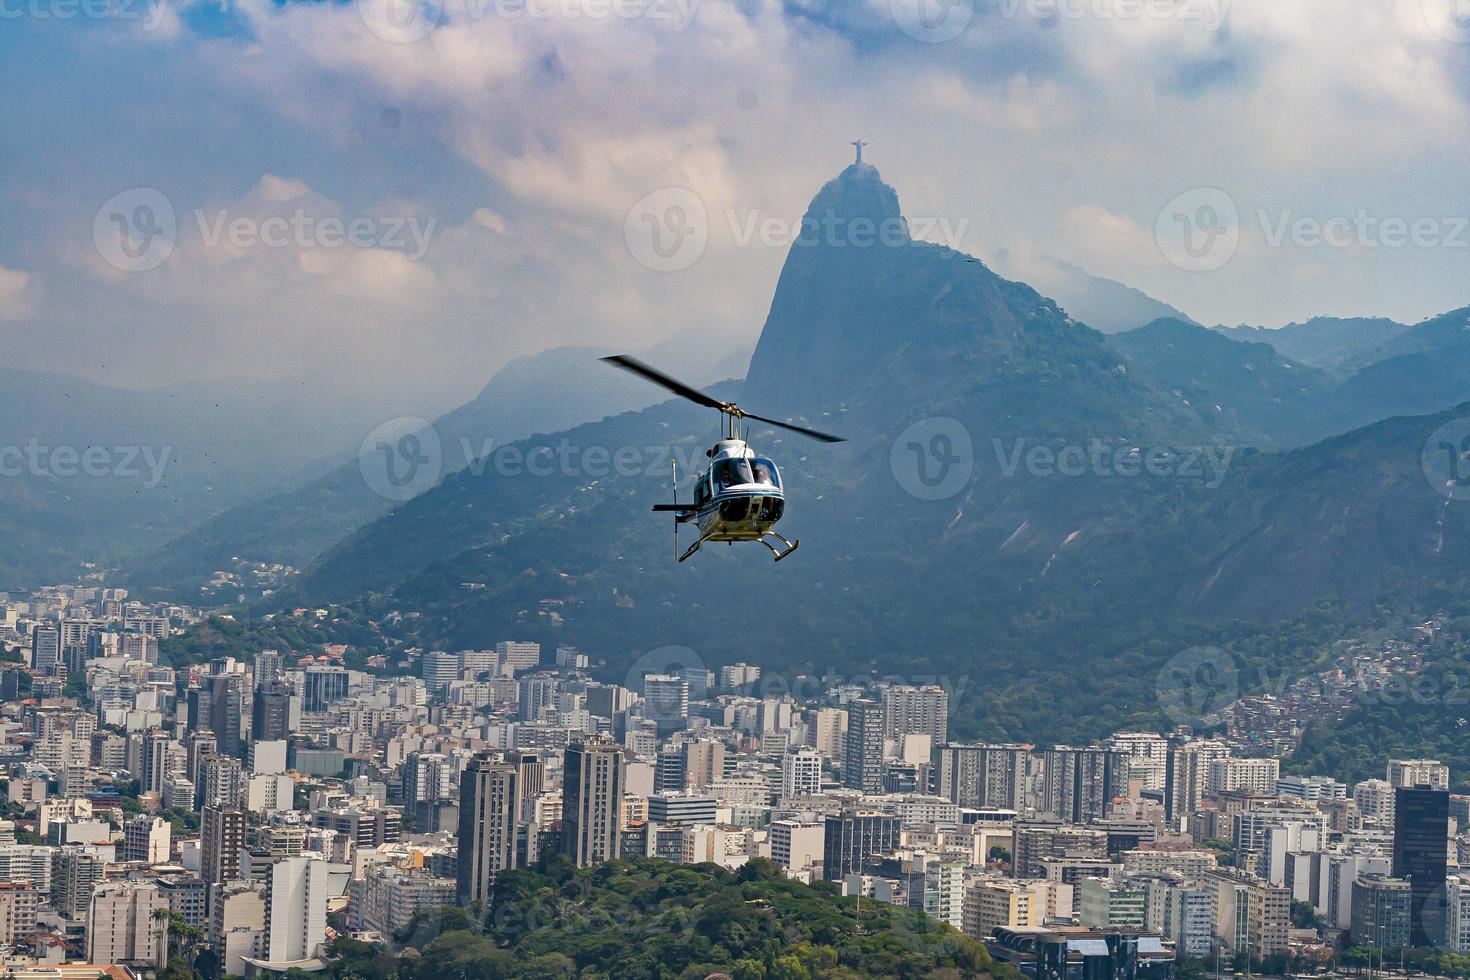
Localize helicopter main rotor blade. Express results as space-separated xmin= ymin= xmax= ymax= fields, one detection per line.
xmin=741 ymin=411 xmax=846 ymax=444
xmin=600 ymin=355 xmax=726 ymax=411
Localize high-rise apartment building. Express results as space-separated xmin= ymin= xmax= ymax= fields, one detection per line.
xmin=560 ymin=741 xmax=625 ymax=867
xmin=1389 ymin=760 xmax=1450 ymax=790
xmin=782 ymin=747 xmax=823 ymax=798
xmin=823 ymin=810 xmax=901 ymax=881
xmin=1043 ymin=746 xmax=1126 ymax=824
xmin=457 ymin=755 xmax=521 ymax=905
xmin=882 ymin=684 xmax=949 ymax=745
xmin=201 ymin=806 xmax=247 ymax=885
xmin=932 ymin=743 xmax=1029 ymax=810
xmin=1394 ymin=785 xmax=1450 ymax=947
xmin=86 ymin=879 xmax=168 ymax=967
xmin=844 ymin=700 xmax=884 ymax=794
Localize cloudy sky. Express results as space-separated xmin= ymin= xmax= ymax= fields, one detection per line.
xmin=3 ymin=0 xmax=1469 ymax=416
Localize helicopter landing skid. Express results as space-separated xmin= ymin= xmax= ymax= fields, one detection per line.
xmin=677 ymin=537 xmax=704 ymax=563
xmin=759 ymin=531 xmax=800 ymax=562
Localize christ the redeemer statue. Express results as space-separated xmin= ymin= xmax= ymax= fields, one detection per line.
xmin=851 ymin=139 xmax=867 ymax=165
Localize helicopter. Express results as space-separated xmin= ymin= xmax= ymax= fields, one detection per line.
xmin=601 ymin=355 xmax=845 ymax=563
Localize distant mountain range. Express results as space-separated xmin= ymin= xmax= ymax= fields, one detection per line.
xmin=1211 ymin=317 xmax=1413 ymax=374
xmin=123 ymin=337 xmax=751 ymax=596
xmin=0 ymin=370 xmax=375 ymax=587
xmin=991 ymin=251 xmax=1196 ymax=334
xmin=208 ymin=160 xmax=1470 ymax=744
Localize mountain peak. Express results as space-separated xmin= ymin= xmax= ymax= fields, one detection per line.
xmin=800 ymin=158 xmax=908 ymax=240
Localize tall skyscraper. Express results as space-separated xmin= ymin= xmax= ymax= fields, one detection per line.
xmin=1105 ymin=732 xmax=1170 ymax=792
xmin=642 ymin=674 xmax=690 ymax=735
xmin=782 ymin=747 xmax=823 ymax=798
xmin=1389 ymin=760 xmax=1451 ymax=790
xmin=201 ymin=806 xmax=247 ymax=885
xmin=457 ymin=755 xmax=521 ymax=905
xmin=1393 ymin=785 xmax=1449 ymax=947
xmin=1164 ymin=740 xmax=1231 ymax=824
xmin=263 ymin=856 xmax=328 ymax=964
xmin=252 ymin=679 xmax=293 ymax=742
xmin=140 ymin=729 xmax=173 ymax=796
xmin=932 ymin=743 xmax=1028 ymax=810
xmin=882 ymin=684 xmax=949 ymax=744
xmin=823 ymin=810 xmax=901 ymax=881
xmin=1043 ymin=746 xmax=1126 ymax=824
xmin=682 ymin=740 xmax=726 ymax=790
xmin=30 ymin=626 xmax=61 ymax=677
xmin=253 ymin=650 xmax=284 ymax=688
xmin=302 ymin=667 xmax=349 ymax=713
xmin=560 ymin=741 xmax=625 ymax=867
xmin=844 ymin=700 xmax=884 ymax=793
xmin=190 ymin=675 xmax=243 ymax=759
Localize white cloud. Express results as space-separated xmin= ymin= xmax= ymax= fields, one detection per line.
xmin=0 ymin=266 xmax=38 ymax=321
xmin=7 ymin=0 xmax=1470 ymax=407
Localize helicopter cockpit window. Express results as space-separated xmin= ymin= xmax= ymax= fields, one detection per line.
xmin=715 ymin=459 xmax=753 ymax=490
xmin=750 ymin=458 xmax=780 ymax=488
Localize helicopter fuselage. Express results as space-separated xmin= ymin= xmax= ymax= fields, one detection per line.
xmin=655 ymin=439 xmax=799 ymax=560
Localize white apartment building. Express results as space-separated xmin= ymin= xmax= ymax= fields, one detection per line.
xmin=261 ymin=856 xmax=329 ymax=966
xmin=782 ymin=748 xmax=823 ymax=799
xmin=1207 ymin=757 xmax=1280 ymax=795
xmin=1122 ymin=849 xmax=1217 ymax=878
xmin=1107 ymin=732 xmax=1169 ymax=792
xmin=1387 ymin=758 xmax=1449 ymax=789
xmin=86 ymin=879 xmax=169 ymax=967
xmin=769 ymin=820 xmax=825 ymax=873
xmin=1354 ymin=778 xmax=1396 ymax=825
xmin=1079 ymin=877 xmax=1146 ymax=929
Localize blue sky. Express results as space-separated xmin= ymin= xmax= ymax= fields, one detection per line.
xmin=3 ymin=0 xmax=1469 ymax=415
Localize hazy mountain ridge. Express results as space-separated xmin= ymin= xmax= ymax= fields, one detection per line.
xmin=0 ymin=368 xmax=376 ymax=587
xmin=242 ymin=163 xmax=1470 ymax=742
xmin=126 ymin=339 xmax=752 ymax=597
xmin=1212 ymin=317 xmax=1412 ymax=373
xmin=991 ymin=252 xmax=1197 ymax=334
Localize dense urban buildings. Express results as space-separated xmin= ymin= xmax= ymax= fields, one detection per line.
xmin=0 ymin=582 xmax=1465 ymax=978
